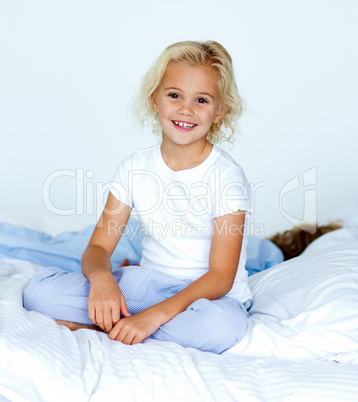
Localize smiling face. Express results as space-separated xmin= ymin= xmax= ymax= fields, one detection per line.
xmin=152 ymin=63 xmax=226 ymax=149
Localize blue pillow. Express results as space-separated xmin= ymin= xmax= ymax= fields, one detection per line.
xmin=245 ymin=236 xmax=283 ymax=275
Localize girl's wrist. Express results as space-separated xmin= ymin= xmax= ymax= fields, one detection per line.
xmin=148 ymin=299 xmax=181 ymax=326
xmin=86 ymin=269 xmax=113 ymax=284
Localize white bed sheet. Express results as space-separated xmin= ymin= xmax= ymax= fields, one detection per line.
xmin=1 ymin=222 xmax=358 ymax=401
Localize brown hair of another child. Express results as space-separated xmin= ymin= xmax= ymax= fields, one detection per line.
xmin=269 ymin=222 xmax=342 ymax=261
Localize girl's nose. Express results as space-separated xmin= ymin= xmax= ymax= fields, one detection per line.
xmin=178 ymin=102 xmax=194 ymax=116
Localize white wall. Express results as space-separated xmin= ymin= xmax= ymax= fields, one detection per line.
xmin=1 ymin=0 xmax=357 ymax=235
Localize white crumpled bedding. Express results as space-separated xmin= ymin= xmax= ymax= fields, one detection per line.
xmin=1 ymin=225 xmax=358 ymax=401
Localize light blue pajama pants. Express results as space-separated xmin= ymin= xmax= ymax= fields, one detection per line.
xmin=23 ymin=266 xmax=250 ymax=354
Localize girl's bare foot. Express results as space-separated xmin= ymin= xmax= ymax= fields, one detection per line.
xmin=56 ymin=320 xmax=103 ymax=332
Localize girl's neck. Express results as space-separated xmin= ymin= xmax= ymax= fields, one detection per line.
xmin=160 ymin=139 xmax=213 ymax=172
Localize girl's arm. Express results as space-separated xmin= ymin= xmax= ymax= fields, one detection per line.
xmin=81 ymin=191 xmax=132 ymax=333
xmin=108 ymin=210 xmax=245 ymax=345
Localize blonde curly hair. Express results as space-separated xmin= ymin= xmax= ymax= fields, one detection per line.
xmin=134 ymin=40 xmax=244 ymax=144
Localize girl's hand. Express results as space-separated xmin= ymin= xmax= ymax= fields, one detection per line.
xmin=108 ymin=308 xmax=161 ymax=345
xmin=88 ymin=271 xmax=131 ymax=333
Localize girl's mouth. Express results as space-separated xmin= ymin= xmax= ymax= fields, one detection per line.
xmin=172 ymin=120 xmax=197 ymax=130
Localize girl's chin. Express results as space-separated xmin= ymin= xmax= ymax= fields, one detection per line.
xmin=162 ymin=136 xmax=208 ymax=148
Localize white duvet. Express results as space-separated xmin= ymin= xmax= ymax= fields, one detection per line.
xmin=1 ymin=226 xmax=358 ymax=401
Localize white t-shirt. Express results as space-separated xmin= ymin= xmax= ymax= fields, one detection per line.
xmin=110 ymin=143 xmax=253 ymax=302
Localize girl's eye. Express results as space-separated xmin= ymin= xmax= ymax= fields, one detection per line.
xmin=168 ymin=93 xmax=180 ymax=99
xmin=196 ymin=98 xmax=208 ymax=104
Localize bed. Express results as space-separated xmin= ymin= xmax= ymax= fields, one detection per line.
xmin=0 ymin=213 xmax=357 ymax=401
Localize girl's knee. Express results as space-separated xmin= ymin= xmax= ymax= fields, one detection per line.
xmin=23 ymin=267 xmax=90 ymax=321
xmin=154 ymin=298 xmax=249 ymax=354
xmin=23 ymin=268 xmax=58 ymax=312
xmin=190 ymin=298 xmax=249 ymax=352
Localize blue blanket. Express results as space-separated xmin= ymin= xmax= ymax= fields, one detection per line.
xmin=0 ymin=218 xmax=283 ymax=276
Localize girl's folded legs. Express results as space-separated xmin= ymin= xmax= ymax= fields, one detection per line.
xmin=23 ymin=266 xmax=249 ymax=353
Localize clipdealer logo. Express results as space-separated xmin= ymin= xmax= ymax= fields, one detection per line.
xmin=42 ymin=167 xmax=317 ymax=235
xmin=279 ymin=167 xmax=317 ymax=234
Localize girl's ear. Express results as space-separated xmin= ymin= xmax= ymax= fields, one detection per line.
xmin=151 ymin=93 xmax=158 ymax=112
xmin=213 ymin=105 xmax=227 ymax=124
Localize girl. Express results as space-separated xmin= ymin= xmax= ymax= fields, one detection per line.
xmin=24 ymin=40 xmax=253 ymax=354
